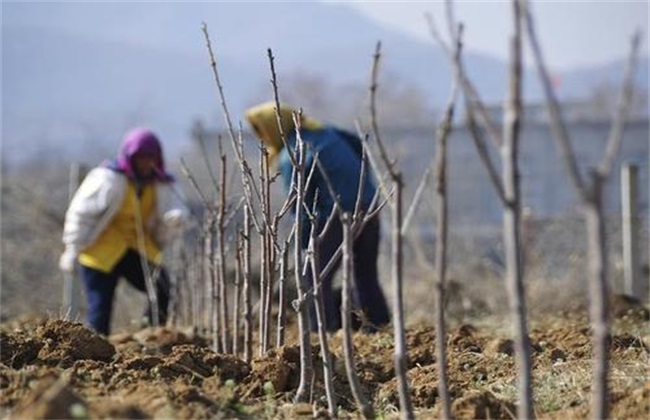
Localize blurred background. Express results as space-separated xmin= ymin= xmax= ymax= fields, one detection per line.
xmin=2 ymin=1 xmax=648 ymax=329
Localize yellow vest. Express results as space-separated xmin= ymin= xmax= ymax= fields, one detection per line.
xmin=78 ymin=182 xmax=162 ymax=273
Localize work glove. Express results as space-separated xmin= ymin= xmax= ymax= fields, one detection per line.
xmin=156 ymin=209 xmax=186 ymax=246
xmin=59 ymin=246 xmax=78 ymax=273
xmin=163 ymin=209 xmax=185 ymax=229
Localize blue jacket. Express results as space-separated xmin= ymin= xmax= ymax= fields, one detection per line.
xmin=278 ymin=127 xmax=377 ymax=245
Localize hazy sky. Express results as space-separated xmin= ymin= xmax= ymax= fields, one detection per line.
xmin=335 ymin=0 xmax=649 ymax=71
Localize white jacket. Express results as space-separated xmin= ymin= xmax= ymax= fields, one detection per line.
xmin=62 ymin=167 xmax=187 ymax=255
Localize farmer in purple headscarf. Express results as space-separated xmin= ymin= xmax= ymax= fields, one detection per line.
xmin=59 ymin=128 xmax=187 ymax=335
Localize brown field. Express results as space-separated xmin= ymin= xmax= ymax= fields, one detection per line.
xmin=1 ymin=295 xmax=647 ymax=420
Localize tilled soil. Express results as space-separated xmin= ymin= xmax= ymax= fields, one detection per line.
xmin=1 ymin=299 xmax=648 ymax=419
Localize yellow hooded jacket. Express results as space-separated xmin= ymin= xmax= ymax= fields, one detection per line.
xmin=244 ymin=102 xmax=322 ymax=161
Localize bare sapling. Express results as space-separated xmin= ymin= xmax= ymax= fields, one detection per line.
xmin=242 ymin=204 xmax=253 ymax=363
xmin=182 ymin=126 xmax=234 ymax=353
xmin=232 ymin=234 xmax=242 ymax=356
xmin=167 ymin=254 xmax=180 ymax=327
xmin=194 ymin=252 xmax=206 ymax=330
xmin=272 ymin=198 xmax=297 ymax=348
xmin=180 ymin=157 xmax=214 ymax=336
xmin=522 ymin=0 xmax=642 ymax=416
xmin=248 ymin=49 xmax=302 ymax=356
xmin=212 ymin=134 xmax=231 ymax=354
xmin=501 ymin=2 xmax=534 ymax=417
xmin=180 ymin=244 xmax=200 ymax=331
xmin=201 ymin=23 xmax=264 ymax=235
xmin=269 ymin=195 xmax=298 ymax=351
xmin=184 ymin=122 xmax=241 ymax=353
xmin=291 ymin=115 xmax=314 ymax=404
xmin=343 ymin=137 xmax=391 ymax=419
xmin=302 ymin=130 xmax=387 ymax=417
xmin=258 ymin=145 xmax=271 ymax=356
xmin=261 ymin=145 xmax=287 ymax=356
xmin=62 ymin=163 xmax=84 ymax=320
xmin=179 ymin=248 xmax=195 ymax=327
xmin=132 ymin=198 xmax=160 ymax=329
xmin=369 ymin=41 xmax=414 ymax=420
xmin=306 ymin=134 xmax=386 ymax=417
xmin=260 ymin=51 xmax=326 ymax=403
xmin=429 ymin=1 xmax=534 ymax=417
xmin=306 ymin=203 xmax=338 ymax=416
xmin=207 ymin=212 xmax=220 ymax=352
xmin=204 ymin=24 xmax=277 ymax=359
xmin=191 ymin=130 xmax=242 ymax=350
xmin=341 ymin=213 xmax=375 ymax=419
xmin=258 ymin=151 xmax=297 ymax=353
xmin=188 ymin=165 xmax=221 ymax=352
xmin=166 ymin=243 xmax=181 ymax=326
xmin=426 ymin=16 xmax=463 ymax=420
xmin=176 ymin=241 xmax=203 ymax=332
xmin=308 ymin=147 xmax=391 ymax=414
xmin=276 ymin=240 xmax=290 ymax=347
xmin=269 ymin=192 xmax=296 ymax=347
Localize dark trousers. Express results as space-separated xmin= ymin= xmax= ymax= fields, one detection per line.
xmin=305 ymin=216 xmax=390 ymax=332
xmin=80 ymin=249 xmax=170 ymax=335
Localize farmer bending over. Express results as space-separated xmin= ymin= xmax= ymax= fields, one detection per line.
xmin=59 ymin=128 xmax=186 ymax=335
xmin=245 ymin=102 xmax=390 ymax=333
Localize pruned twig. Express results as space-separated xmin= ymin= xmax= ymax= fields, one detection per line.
xmin=369 ymin=41 xmax=414 ymax=420
xmin=431 ymin=16 xmax=462 ymax=419
xmin=341 ymin=213 xmax=375 ymax=419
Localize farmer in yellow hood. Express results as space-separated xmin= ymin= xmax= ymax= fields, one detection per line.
xmin=246 ymin=102 xmax=390 ymax=333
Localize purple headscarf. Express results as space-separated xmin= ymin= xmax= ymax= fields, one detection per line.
xmin=113 ymin=128 xmax=173 ymax=182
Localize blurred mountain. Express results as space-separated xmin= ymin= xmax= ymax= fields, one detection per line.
xmin=546 ymin=58 xmax=649 ymax=99
xmin=2 ymin=1 xmax=647 ymax=167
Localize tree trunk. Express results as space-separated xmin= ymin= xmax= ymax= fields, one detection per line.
xmin=391 ymin=176 xmax=414 ymax=420
xmin=309 ymin=231 xmax=337 ymax=416
xmin=293 ymin=133 xmax=313 ymax=404
xmin=585 ymin=173 xmax=610 ymax=419
xmin=341 ymin=215 xmax=375 ymax=419
xmin=434 ymin=110 xmax=452 ymax=420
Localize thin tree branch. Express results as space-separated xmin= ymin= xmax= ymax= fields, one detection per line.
xmin=180 ymin=157 xmax=212 ymax=210
xmin=402 ymin=163 xmax=433 ymax=235
xmin=598 ymin=31 xmax=642 ymax=178
xmin=426 ymin=12 xmax=502 ymax=149
xmin=202 ymin=23 xmax=264 ymax=231
xmin=268 ymin=48 xmax=298 ymax=167
xmin=520 ymin=1 xmax=589 ymax=200
xmin=369 ymin=40 xmax=414 ymax=420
